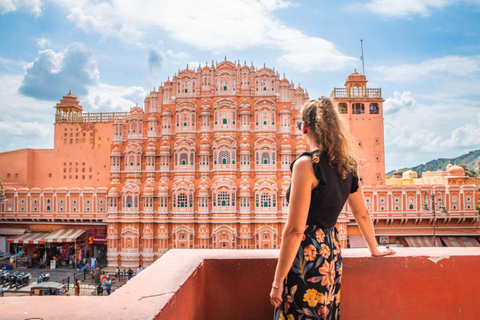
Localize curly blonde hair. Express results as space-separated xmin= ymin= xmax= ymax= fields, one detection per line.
xmin=300 ymin=97 xmax=358 ymax=178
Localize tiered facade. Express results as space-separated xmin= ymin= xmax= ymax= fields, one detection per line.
xmin=105 ymin=61 xmax=310 ymax=267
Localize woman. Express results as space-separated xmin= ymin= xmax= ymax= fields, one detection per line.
xmin=270 ymin=97 xmax=395 ymax=319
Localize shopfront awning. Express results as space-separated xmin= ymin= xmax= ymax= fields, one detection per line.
xmin=441 ymin=237 xmax=480 ymax=247
xmin=348 ymin=235 xmax=368 ymax=248
xmin=43 ymin=229 xmax=85 ymax=243
xmin=8 ymin=233 xmax=48 ymax=244
xmin=404 ymin=236 xmax=442 ymax=247
xmin=0 ymin=228 xmax=26 ymax=236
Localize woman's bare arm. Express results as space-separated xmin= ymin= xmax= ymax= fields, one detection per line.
xmin=347 ymin=189 xmax=395 ymax=257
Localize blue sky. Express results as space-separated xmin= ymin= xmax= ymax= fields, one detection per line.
xmin=0 ymin=0 xmax=479 ymax=172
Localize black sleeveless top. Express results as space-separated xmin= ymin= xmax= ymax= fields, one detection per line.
xmin=286 ymin=150 xmax=359 ymax=229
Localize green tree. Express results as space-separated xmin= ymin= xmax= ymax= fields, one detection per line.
xmin=459 ymin=164 xmax=478 ymax=177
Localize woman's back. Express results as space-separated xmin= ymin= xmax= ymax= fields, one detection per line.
xmin=287 ymin=150 xmax=358 ymax=229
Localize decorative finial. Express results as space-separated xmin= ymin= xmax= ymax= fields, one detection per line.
xmin=186 ymin=63 xmax=189 ymax=69
xmin=225 ymin=55 xmax=227 ymax=61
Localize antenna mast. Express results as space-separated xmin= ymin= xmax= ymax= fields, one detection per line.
xmin=361 ymin=39 xmax=365 ymax=75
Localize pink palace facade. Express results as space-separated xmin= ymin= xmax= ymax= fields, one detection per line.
xmin=0 ymin=60 xmax=478 ymax=269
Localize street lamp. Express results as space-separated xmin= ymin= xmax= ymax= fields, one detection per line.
xmin=422 ymin=191 xmax=448 ymax=247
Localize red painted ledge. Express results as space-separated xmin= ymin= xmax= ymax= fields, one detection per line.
xmin=1 ymin=248 xmax=480 ymax=320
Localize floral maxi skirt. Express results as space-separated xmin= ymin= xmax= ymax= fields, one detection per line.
xmin=275 ymin=225 xmax=342 ymax=320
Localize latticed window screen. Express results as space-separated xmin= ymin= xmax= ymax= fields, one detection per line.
xmin=179 ymin=153 xmax=188 ymax=165
xmin=261 ymin=151 xmax=270 ymax=164
xmin=219 ymin=150 xmax=231 ymax=164
xmin=218 ymin=191 xmax=230 ymax=206
xmin=177 ymin=193 xmax=187 ymax=208
xmin=261 ymin=192 xmax=271 ymax=207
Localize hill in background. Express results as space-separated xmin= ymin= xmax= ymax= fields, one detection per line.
xmin=387 ymin=149 xmax=480 ymax=176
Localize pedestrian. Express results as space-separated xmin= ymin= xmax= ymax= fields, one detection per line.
xmin=115 ymin=266 xmax=120 ymax=280
xmin=105 ymin=276 xmax=112 ymax=295
xmin=74 ymin=279 xmax=81 ymax=296
xmin=94 ymin=267 xmax=101 ymax=285
xmin=123 ymin=269 xmax=126 ymax=281
xmin=91 ymin=256 xmax=97 ymax=270
xmin=269 ymin=97 xmax=395 ymax=319
xmin=100 ymin=271 xmax=107 ymax=287
xmin=127 ymin=267 xmax=133 ymax=280
xmin=136 ymin=264 xmax=143 ymax=275
xmin=102 ymin=274 xmax=109 ymax=295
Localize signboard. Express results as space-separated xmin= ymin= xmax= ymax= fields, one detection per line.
xmin=92 ymin=236 xmax=107 ymax=245
xmin=50 ymin=259 xmax=56 ymax=269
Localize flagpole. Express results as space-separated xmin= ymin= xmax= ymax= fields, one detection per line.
xmin=361 ymin=39 xmax=365 ymax=75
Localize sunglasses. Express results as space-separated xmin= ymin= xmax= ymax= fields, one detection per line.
xmin=297 ymin=121 xmax=303 ymax=131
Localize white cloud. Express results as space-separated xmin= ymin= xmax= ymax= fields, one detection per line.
xmin=0 ymin=74 xmax=55 ymax=152
xmin=19 ymin=43 xmax=99 ymax=100
xmin=384 ymin=93 xmax=480 ymax=170
xmin=36 ymin=37 xmax=50 ymax=48
xmin=0 ymin=0 xmax=42 ymax=16
xmin=54 ymin=0 xmax=355 ymax=72
xmin=374 ymin=55 xmax=480 ymax=81
xmin=384 ymin=91 xmax=414 ymax=114
xmin=82 ymin=83 xmax=148 ymax=112
xmin=364 ymin=0 xmax=452 ymax=18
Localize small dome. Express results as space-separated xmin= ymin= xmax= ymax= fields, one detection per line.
xmin=448 ymin=164 xmax=465 ymax=177
xmin=157 ymin=180 xmax=169 ymax=194
xmin=295 ymin=140 xmax=307 ymax=152
xmin=446 ymin=163 xmax=453 ymax=170
xmin=111 ymin=147 xmax=122 ymax=155
xmin=108 ymin=187 xmax=119 ymax=197
xmin=146 ymin=143 xmax=156 ymax=155
xmin=345 ymin=71 xmax=367 ymax=86
xmin=402 ymin=170 xmax=418 ymax=179
xmin=160 ymin=141 xmax=170 ymax=150
xmin=143 ymin=184 xmax=155 ymax=196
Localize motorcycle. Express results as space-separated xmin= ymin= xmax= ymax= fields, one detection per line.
xmin=16 ymin=272 xmax=31 ymax=289
xmin=0 ymin=270 xmax=8 ymax=285
xmin=37 ymin=272 xmax=50 ymax=283
xmin=10 ymin=272 xmax=21 ymax=288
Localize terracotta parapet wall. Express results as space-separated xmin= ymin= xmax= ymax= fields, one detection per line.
xmin=1 ymin=248 xmax=479 ymax=319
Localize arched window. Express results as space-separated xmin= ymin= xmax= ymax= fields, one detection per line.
xmin=352 ymin=103 xmax=365 ymax=114
xmin=126 ymin=195 xmax=132 ymax=208
xmin=261 ymin=151 xmax=270 ymax=164
xmin=179 ymin=153 xmax=188 ymax=165
xmin=219 ymin=150 xmax=231 ymax=164
xmin=218 ymin=191 xmax=230 ymax=206
xmin=369 ymin=103 xmax=379 ymax=114
xmin=261 ymin=192 xmax=271 ymax=207
xmin=177 ymin=193 xmax=187 ymax=208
